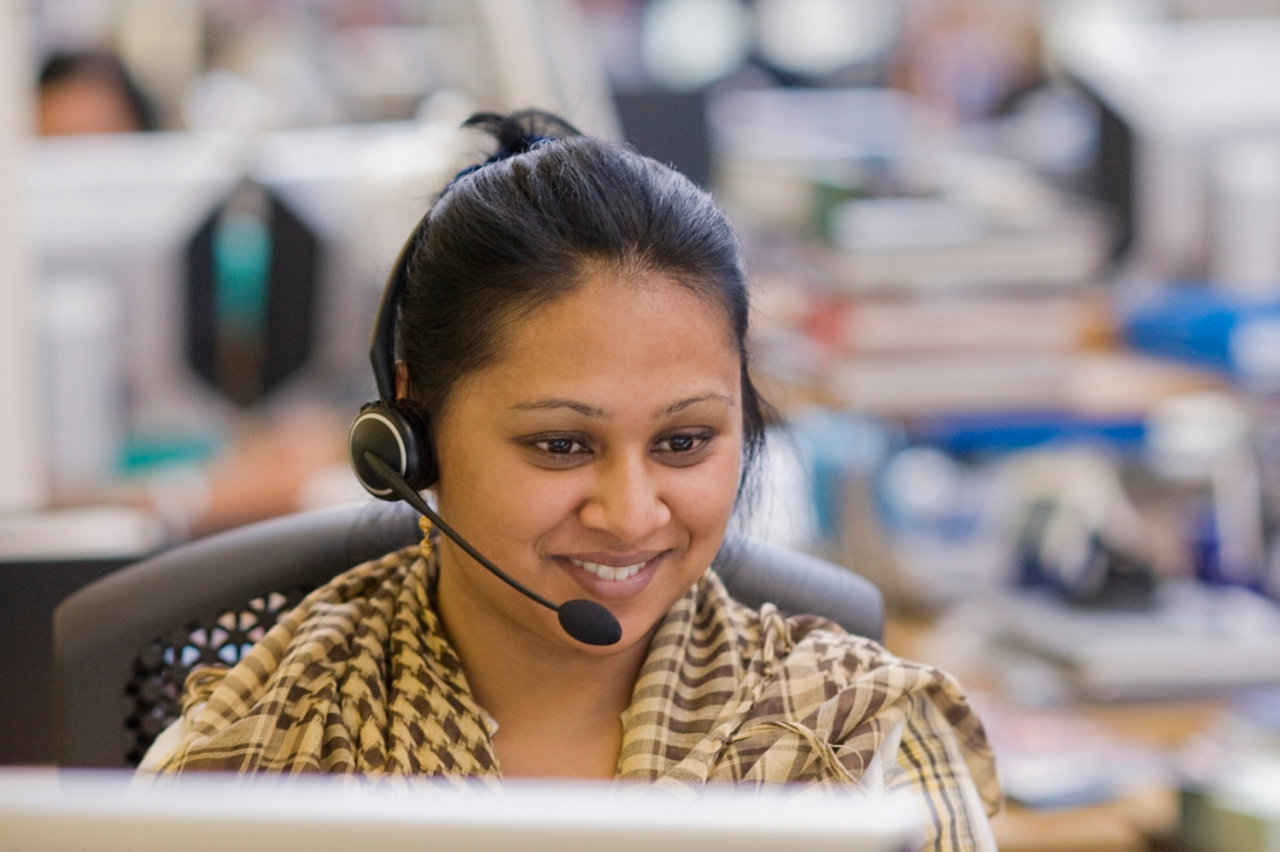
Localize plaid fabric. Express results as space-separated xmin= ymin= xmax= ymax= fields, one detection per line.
xmin=148 ymin=544 xmax=999 ymax=850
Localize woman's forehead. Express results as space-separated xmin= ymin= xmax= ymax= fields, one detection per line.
xmin=511 ymin=271 xmax=734 ymax=351
xmin=456 ymin=273 xmax=741 ymax=412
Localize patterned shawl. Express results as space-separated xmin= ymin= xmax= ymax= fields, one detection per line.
xmin=148 ymin=544 xmax=999 ymax=843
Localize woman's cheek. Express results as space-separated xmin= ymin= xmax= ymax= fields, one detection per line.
xmin=673 ymin=465 xmax=740 ymax=532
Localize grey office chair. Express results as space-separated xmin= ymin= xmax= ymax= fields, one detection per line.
xmin=53 ymin=500 xmax=883 ymax=768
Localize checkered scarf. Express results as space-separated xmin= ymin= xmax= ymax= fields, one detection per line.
xmin=150 ymin=544 xmax=998 ymax=842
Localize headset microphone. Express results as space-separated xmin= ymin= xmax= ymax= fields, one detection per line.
xmin=362 ymin=451 xmax=623 ymax=647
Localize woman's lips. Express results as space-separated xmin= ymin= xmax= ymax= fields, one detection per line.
xmin=555 ymin=551 xmax=667 ymax=597
xmin=567 ymin=557 xmax=649 ymax=581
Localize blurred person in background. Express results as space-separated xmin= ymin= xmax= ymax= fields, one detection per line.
xmin=37 ymin=48 xmax=156 ymax=135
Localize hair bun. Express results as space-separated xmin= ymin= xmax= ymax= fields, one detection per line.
xmin=464 ymin=109 xmax=581 ymax=155
xmin=447 ymin=110 xmax=583 ymax=187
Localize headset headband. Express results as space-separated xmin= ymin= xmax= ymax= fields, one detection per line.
xmin=368 ymin=231 xmax=417 ymax=402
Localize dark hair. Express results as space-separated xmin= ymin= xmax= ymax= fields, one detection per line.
xmin=398 ymin=110 xmax=769 ymax=492
xmin=38 ymin=49 xmax=157 ymax=132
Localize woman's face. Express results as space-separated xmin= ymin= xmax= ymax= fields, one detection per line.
xmin=430 ymin=270 xmax=744 ymax=656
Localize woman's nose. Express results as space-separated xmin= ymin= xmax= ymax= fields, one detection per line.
xmin=577 ymin=455 xmax=671 ymax=543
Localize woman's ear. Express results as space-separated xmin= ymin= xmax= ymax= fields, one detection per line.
xmin=394 ymin=360 xmax=410 ymax=400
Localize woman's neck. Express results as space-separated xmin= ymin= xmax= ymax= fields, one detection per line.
xmin=454 ymin=619 xmax=650 ymax=726
xmin=433 ymin=562 xmax=655 ymax=776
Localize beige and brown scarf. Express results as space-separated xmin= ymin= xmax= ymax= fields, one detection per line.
xmin=149 ymin=542 xmax=999 ymax=840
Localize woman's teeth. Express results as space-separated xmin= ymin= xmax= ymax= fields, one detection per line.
xmin=570 ymin=559 xmax=646 ymax=581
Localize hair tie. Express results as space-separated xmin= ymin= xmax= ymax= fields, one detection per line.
xmin=445 ymin=134 xmax=552 ymax=190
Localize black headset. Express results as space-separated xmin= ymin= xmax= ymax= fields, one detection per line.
xmin=347 ymin=225 xmax=436 ymax=499
xmin=343 ymin=213 xmax=623 ymax=646
xmin=350 ymin=123 xmax=558 ymax=497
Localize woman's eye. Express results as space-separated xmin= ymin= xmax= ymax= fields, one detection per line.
xmin=653 ymin=431 xmax=712 ymax=457
xmin=532 ymin=436 xmax=588 ymax=456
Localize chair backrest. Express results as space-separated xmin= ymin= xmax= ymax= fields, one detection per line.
xmin=53 ymin=500 xmax=883 ymax=768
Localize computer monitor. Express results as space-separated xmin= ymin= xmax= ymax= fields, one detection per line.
xmin=0 ymin=768 xmax=923 ymax=852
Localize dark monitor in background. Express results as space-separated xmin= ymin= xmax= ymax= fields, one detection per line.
xmin=615 ymin=89 xmax=712 ymax=189
xmin=0 ymin=555 xmax=131 ymax=765
xmin=0 ymin=506 xmax=162 ymax=765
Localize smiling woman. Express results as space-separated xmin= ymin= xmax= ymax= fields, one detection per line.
xmin=139 ymin=110 xmax=1001 ymax=851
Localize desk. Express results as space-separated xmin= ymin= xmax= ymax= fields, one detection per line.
xmin=883 ymin=614 xmax=1224 ymax=852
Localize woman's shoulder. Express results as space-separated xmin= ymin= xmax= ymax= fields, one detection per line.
xmin=316 ymin=544 xmax=427 ymax=605
xmin=759 ymin=606 xmax=963 ymax=709
xmin=141 ymin=544 xmax=436 ymax=774
xmin=698 ymin=567 xmax=916 ymax=685
xmin=700 ymin=569 xmax=988 ymax=745
xmin=202 ymin=543 xmax=428 ymax=681
xmin=773 ymin=611 xmax=920 ymax=681
xmin=704 ymin=577 xmax=1001 ymax=823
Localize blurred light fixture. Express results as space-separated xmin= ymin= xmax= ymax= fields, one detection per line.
xmin=754 ymin=0 xmax=897 ymax=79
xmin=642 ymin=0 xmax=752 ymax=91
xmin=181 ymin=70 xmax=272 ymax=133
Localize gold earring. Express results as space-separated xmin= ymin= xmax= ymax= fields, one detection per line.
xmin=418 ymin=514 xmax=435 ymax=560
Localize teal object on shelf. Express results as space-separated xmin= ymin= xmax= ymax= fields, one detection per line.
xmin=116 ymin=433 xmax=220 ymax=476
xmin=213 ymin=211 xmax=272 ymax=337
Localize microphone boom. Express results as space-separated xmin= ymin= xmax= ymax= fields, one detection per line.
xmin=362 ymin=451 xmax=622 ymax=645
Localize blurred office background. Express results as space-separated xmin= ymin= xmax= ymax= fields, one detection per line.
xmin=6 ymin=0 xmax=1280 ymax=848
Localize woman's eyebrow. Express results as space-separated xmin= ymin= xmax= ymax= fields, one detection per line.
xmin=508 ymin=393 xmax=733 ymax=419
xmin=509 ymin=398 xmax=605 ymax=417
xmin=659 ymin=393 xmax=734 ymax=418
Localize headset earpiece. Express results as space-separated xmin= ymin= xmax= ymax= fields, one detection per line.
xmin=348 ymin=399 xmax=435 ymax=498
xmin=348 ymin=219 xmax=434 ymax=500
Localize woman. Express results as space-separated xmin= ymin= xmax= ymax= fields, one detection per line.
xmin=144 ymin=111 xmax=1000 ymax=849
